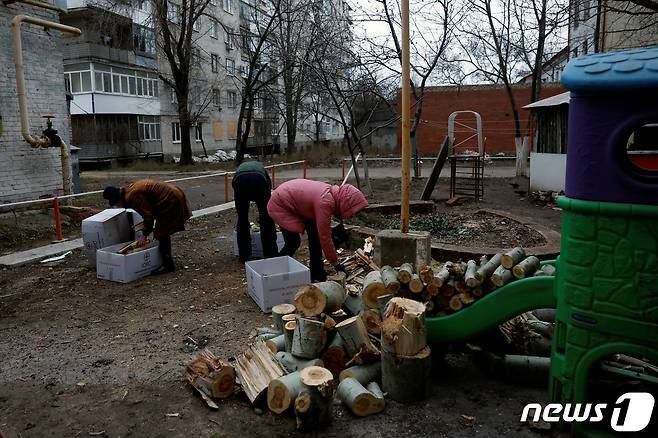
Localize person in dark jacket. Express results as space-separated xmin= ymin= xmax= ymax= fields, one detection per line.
xmin=233 ymin=160 xmax=278 ymax=263
xmin=103 ymin=179 xmax=192 ymax=274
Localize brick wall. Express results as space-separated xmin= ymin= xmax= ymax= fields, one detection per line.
xmin=397 ymin=83 xmax=566 ymax=155
xmin=0 ymin=3 xmax=70 ymax=203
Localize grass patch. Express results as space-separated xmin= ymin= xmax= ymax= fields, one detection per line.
xmin=384 ymin=215 xmax=475 ymax=239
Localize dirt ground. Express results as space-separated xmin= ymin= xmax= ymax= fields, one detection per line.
xmin=0 ymin=175 xmax=564 ymax=437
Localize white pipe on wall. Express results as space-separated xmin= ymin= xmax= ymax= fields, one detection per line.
xmin=11 ymin=14 xmax=81 ymax=148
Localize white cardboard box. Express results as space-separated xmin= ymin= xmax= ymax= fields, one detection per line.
xmin=96 ymin=241 xmax=161 ymax=283
xmin=245 ymin=256 xmax=310 ymax=312
xmin=82 ymin=209 xmax=143 ymax=265
xmin=232 ymin=230 xmax=285 ymax=258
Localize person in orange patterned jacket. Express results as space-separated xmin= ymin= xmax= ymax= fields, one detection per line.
xmin=103 ymin=179 xmax=192 ymax=274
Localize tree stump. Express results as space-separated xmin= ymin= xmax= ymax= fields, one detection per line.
xmin=291 ymin=318 xmax=326 ymax=359
xmin=272 ymin=303 xmax=296 ymax=332
xmin=381 ymin=298 xmax=426 ymax=356
xmin=295 ymin=281 xmax=346 ymax=317
xmin=362 ymin=271 xmax=388 ymax=308
xmin=381 ymin=346 xmax=432 ymax=403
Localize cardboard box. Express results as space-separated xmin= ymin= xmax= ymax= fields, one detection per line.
xmin=232 ymin=230 xmax=285 ymax=258
xmin=96 ymin=241 xmax=162 ymax=283
xmin=245 ymin=256 xmax=310 ymax=312
xmin=82 ymin=209 xmax=143 ymax=265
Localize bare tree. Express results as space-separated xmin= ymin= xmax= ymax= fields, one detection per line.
xmin=359 ymin=0 xmax=454 ymax=176
xmin=152 ymin=0 xmax=214 ymax=165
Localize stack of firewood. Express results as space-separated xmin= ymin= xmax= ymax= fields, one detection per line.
xmin=354 ymin=247 xmax=554 ymax=317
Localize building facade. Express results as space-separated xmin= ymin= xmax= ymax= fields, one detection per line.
xmin=1 ymin=1 xmax=72 ymax=202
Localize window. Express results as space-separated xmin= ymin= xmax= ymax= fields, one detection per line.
xmin=195 ymin=124 xmax=203 ymax=142
xmin=172 ymin=122 xmax=181 ymax=143
xmin=212 ymin=88 xmax=221 ymax=107
xmin=210 ymin=19 xmax=219 ymax=38
xmin=89 ymin=64 xmax=159 ymax=97
xmin=133 ymin=25 xmax=155 ymax=54
xmin=240 ymin=64 xmax=248 ymax=78
xmin=255 ymin=92 xmax=263 ymax=109
xmin=227 ymin=90 xmax=237 ymax=108
xmin=226 ymin=58 xmax=235 ymax=76
xmin=211 ymin=53 xmax=219 ymax=73
xmin=138 ymin=116 xmax=161 ymax=141
xmin=224 ymin=0 xmax=233 ymax=14
xmin=224 ymin=29 xmax=234 ymax=50
xmin=168 ymin=3 xmax=180 ymax=24
xmin=271 ymin=121 xmax=279 ymax=136
xmin=171 ymin=87 xmax=177 ymax=104
xmin=64 ymin=70 xmax=92 ymax=93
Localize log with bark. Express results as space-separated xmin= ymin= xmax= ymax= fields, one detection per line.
xmin=433 ymin=266 xmax=450 ymax=288
xmin=272 ymin=303 xmax=296 ymax=332
xmin=274 ymin=352 xmax=323 ymax=373
xmin=291 ymin=317 xmax=327 ymax=359
xmin=449 ymin=295 xmax=463 ymax=311
xmin=360 ymin=308 xmax=382 ymax=335
xmin=294 ymin=281 xmax=346 ymax=317
xmin=502 ymin=247 xmax=526 ymax=269
xmin=185 ymin=349 xmax=236 ymax=407
xmin=295 ymin=367 xmax=335 ymax=431
xmin=321 ymin=334 xmax=348 ymax=378
xmin=338 ymin=361 xmax=381 ymax=385
xmin=265 ymin=334 xmax=286 ymax=353
xmin=381 ymin=346 xmax=432 ymax=403
xmin=419 ymin=265 xmax=434 ymax=285
xmin=335 ymin=316 xmax=380 ymax=364
xmin=441 ymin=279 xmax=456 ymax=297
xmin=397 ymin=263 xmax=414 ymax=284
xmin=362 ymin=271 xmax=388 ymax=308
xmin=380 ymin=265 xmax=400 ymax=294
xmin=534 ymin=264 xmax=556 ymax=276
xmin=491 ymin=265 xmax=514 ymax=287
xmin=408 ymin=274 xmax=424 ymax=294
xmin=475 ymin=253 xmax=502 ymax=282
xmin=381 ymin=297 xmax=426 ymax=356
xmin=512 ymin=256 xmax=540 ymax=279
xmin=337 ymin=377 xmax=385 ymax=417
xmin=267 ymin=370 xmax=304 ymax=414
xmin=464 ymin=260 xmax=479 ymax=287
xmin=235 ymin=341 xmax=286 ymax=404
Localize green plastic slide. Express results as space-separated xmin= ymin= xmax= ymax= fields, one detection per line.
xmin=426 ymin=264 xmax=557 ymax=343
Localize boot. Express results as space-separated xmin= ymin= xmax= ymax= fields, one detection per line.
xmin=152 ymin=236 xmax=175 ymax=275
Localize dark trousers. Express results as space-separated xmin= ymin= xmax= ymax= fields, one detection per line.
xmin=234 ymin=173 xmax=278 ymax=261
xmin=280 ymin=220 xmax=326 ymax=281
xmin=157 ymin=234 xmax=174 ymax=270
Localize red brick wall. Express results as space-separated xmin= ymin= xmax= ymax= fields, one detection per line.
xmin=397 ymin=83 xmax=566 ymax=155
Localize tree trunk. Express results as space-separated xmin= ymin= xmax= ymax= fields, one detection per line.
xmin=178 ymin=102 xmax=193 ymax=165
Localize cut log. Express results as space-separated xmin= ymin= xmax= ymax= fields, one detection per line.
xmin=294 ymin=389 xmax=331 ymax=431
xmin=267 ymin=370 xmax=304 ymax=414
xmin=253 ymin=327 xmax=280 ymax=337
xmin=512 ymin=256 xmax=540 ymax=279
xmin=185 ymin=349 xmax=236 ymax=400
xmin=295 ymin=281 xmax=346 ymax=317
xmin=381 ymin=297 xmax=426 ymax=356
xmin=465 ymin=260 xmax=479 ymax=287
xmin=449 ymin=295 xmax=463 ymax=311
xmin=291 ymin=318 xmax=327 ymax=359
xmin=300 ymin=366 xmax=334 ymax=398
xmin=451 ymin=262 xmax=467 ymax=276
xmin=536 ymin=264 xmax=556 ymax=276
xmin=376 ymin=294 xmax=394 ymax=317
xmin=367 ymin=381 xmax=385 ymax=400
xmin=474 ymin=253 xmax=502 ymax=282
xmin=343 ymin=292 xmax=364 ymax=316
xmin=339 ymin=361 xmax=381 ymax=385
xmin=454 ymin=280 xmax=469 ymax=294
xmin=397 ymin=263 xmax=414 ymax=284
xmin=502 ymin=247 xmax=526 ymax=269
xmin=458 ymin=292 xmax=475 ymax=305
xmin=284 ymin=320 xmax=296 ymax=353
xmin=440 ymin=280 xmax=456 ymax=297
xmin=321 ymin=334 xmax=348 ymax=378
xmin=471 ymin=286 xmax=484 ymax=297
xmin=265 ymin=334 xmax=286 ymax=353
xmin=234 ymin=341 xmax=286 ymax=404
xmin=419 ymin=265 xmax=434 ymax=285
xmin=479 ymin=255 xmax=489 ymax=267
xmin=433 ymin=266 xmax=450 ymax=288
xmin=272 ymin=303 xmax=296 ymax=332
xmin=257 ymin=332 xmax=279 ymax=342
xmin=335 ymin=316 xmax=380 ymax=364
xmin=362 ymin=271 xmax=388 ymax=308
xmin=408 ymin=274 xmax=424 ymax=294
xmin=425 ymin=283 xmax=439 ymax=297
xmin=360 ymin=308 xmax=382 ymax=335
xmin=274 ymin=351 xmax=323 ymax=373
xmin=491 ymin=265 xmax=514 ymax=287
xmin=380 ymin=265 xmax=401 ymax=294
xmin=337 ymin=377 xmax=385 ymax=417
xmin=381 ymin=346 xmax=432 ymax=403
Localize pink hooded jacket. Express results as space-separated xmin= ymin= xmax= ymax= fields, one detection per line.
xmin=267 ymin=179 xmax=368 ymax=263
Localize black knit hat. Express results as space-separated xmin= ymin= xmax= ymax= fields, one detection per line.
xmin=102 ymin=186 xmax=121 ymax=206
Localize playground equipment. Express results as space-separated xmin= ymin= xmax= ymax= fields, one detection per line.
xmin=426 ymin=46 xmax=658 ymax=436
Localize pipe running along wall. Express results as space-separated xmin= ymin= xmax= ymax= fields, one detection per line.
xmin=13 ymin=0 xmax=67 ymax=14
xmin=11 ymin=14 xmax=81 ymax=195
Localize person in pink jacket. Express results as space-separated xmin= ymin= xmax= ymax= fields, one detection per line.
xmin=267 ymin=179 xmax=368 ymax=281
